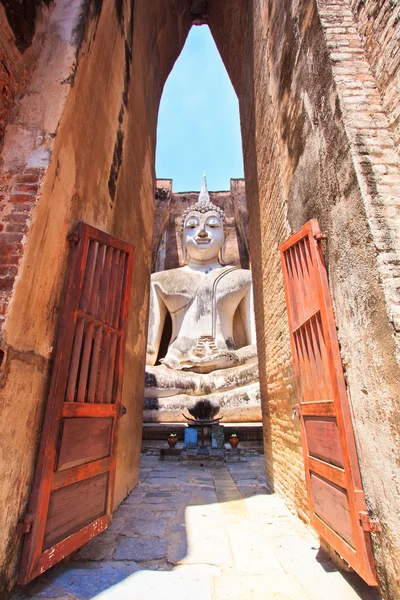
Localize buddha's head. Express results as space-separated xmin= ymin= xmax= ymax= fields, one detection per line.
xmin=180 ymin=175 xmax=226 ymax=265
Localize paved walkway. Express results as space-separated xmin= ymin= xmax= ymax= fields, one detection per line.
xmin=14 ymin=454 xmax=380 ymax=600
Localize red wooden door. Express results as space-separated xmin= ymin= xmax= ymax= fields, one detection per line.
xmin=18 ymin=222 xmax=134 ymax=584
xmin=280 ymin=219 xmax=377 ymax=586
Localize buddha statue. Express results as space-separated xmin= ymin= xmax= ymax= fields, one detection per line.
xmin=144 ymin=175 xmax=261 ymax=422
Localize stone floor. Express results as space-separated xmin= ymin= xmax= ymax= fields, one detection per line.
xmin=13 ymin=454 xmax=381 ymax=600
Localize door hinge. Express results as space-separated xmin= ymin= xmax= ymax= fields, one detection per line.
xmin=359 ymin=511 xmax=381 ymax=533
xmin=67 ymin=231 xmax=80 ymax=244
xmin=314 ymin=231 xmax=327 ymax=240
xmin=121 ymin=404 xmax=127 ymax=416
xmin=17 ymin=513 xmax=34 ymax=534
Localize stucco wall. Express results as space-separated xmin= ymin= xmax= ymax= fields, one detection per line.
xmin=0 ymin=0 xmax=191 ymax=594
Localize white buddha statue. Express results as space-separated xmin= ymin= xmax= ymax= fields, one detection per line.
xmin=144 ymin=175 xmax=260 ymax=421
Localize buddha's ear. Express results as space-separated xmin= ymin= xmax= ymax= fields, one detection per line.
xmin=218 ymin=234 xmax=227 ymax=265
xmin=181 ymin=239 xmax=188 ymax=265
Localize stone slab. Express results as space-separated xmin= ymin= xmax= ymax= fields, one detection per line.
xmin=113 ymin=537 xmax=168 ymax=561
xmin=159 ymin=448 xmax=182 ymax=461
xmin=48 ymin=562 xmax=142 ymax=600
xmin=76 ymin=531 xmax=119 ymax=561
xmin=12 ymin=579 xmax=70 ymax=599
xmin=13 ymin=455 xmax=381 ymax=600
xmin=120 ymin=517 xmax=168 ymax=537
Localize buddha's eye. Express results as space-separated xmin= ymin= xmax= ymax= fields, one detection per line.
xmin=206 ymin=218 xmax=220 ymax=228
xmin=185 ymin=219 xmax=198 ymax=229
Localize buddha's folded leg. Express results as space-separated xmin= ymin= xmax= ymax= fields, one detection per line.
xmin=145 ymin=364 xmax=206 ymax=398
xmin=205 ymin=357 xmax=259 ymax=393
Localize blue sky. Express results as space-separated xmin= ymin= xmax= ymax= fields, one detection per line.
xmin=156 ymin=26 xmax=244 ymax=192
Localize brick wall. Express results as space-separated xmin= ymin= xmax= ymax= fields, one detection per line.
xmin=0 ymin=170 xmax=43 ymax=331
xmin=231 ymin=0 xmax=309 ymax=517
xmin=317 ymin=0 xmax=400 ymax=357
xmin=349 ymin=0 xmax=400 ymax=156
xmin=208 ymin=0 xmax=400 ymax=593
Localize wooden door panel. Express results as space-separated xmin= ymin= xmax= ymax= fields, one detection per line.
xmin=280 ymin=219 xmax=377 ymax=586
xmin=311 ymin=474 xmax=354 ymax=548
xmin=18 ymin=223 xmax=134 ymax=584
xmin=304 ymin=417 xmax=343 ymax=467
xmin=56 ymin=417 xmax=113 ymax=471
xmin=43 ymin=473 xmax=109 ymax=550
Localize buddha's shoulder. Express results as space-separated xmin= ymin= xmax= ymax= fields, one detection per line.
xmin=227 ymin=267 xmax=252 ymax=284
xmin=150 ymin=267 xmax=198 ymax=290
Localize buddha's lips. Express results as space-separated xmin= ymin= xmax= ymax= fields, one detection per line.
xmin=194 ymin=237 xmax=211 ymax=244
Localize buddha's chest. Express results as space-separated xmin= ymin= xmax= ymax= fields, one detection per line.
xmin=159 ymin=270 xmax=248 ymax=321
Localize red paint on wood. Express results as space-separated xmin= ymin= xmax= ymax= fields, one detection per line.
xmin=65 ymin=317 xmax=85 ymax=402
xmin=305 ymin=417 xmax=343 ymax=467
xmin=311 ymin=473 xmax=354 ymax=548
xmin=43 ymin=473 xmax=108 ymax=550
xmin=87 ymin=326 xmax=103 ymax=404
xmin=77 ymin=322 xmax=95 ymax=402
xmin=280 ymin=219 xmax=377 ymax=586
xmin=61 ymin=403 xmax=117 ymax=418
xmin=56 ymin=417 xmax=113 ymax=471
xmin=18 ymin=223 xmax=134 ymax=585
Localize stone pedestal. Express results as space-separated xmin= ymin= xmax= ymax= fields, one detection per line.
xmin=143 ymin=382 xmax=262 ymax=424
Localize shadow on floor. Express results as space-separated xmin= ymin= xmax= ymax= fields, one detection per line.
xmin=12 ymin=455 xmax=381 ymax=600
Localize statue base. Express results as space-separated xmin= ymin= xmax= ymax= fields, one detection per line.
xmin=143 ymin=382 xmax=262 ymax=424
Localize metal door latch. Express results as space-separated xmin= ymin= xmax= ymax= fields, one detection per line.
xmin=291 ymin=404 xmax=300 ymax=420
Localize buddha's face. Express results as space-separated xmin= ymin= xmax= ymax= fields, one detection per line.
xmin=183 ymin=211 xmax=225 ymax=262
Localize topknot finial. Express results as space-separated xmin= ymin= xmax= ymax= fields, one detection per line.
xmin=198 ymin=171 xmax=209 ymax=204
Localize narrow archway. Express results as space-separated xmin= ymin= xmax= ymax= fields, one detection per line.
xmin=1 ymin=0 xmax=399 ymax=595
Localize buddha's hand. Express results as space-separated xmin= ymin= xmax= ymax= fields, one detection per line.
xmin=185 ymin=345 xmax=258 ymax=369
xmin=182 ymin=351 xmax=242 ymax=371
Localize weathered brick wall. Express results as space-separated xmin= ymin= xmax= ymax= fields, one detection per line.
xmin=0 ymin=171 xmax=43 ymax=329
xmin=317 ymin=0 xmax=400 ymax=359
xmin=349 ymin=0 xmax=400 ymax=155
xmin=210 ymin=0 xmax=308 ymax=517
xmin=152 ymin=179 xmax=172 ymax=272
xmin=211 ymin=0 xmax=400 ymax=595
xmin=0 ymin=24 xmax=24 ymax=147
